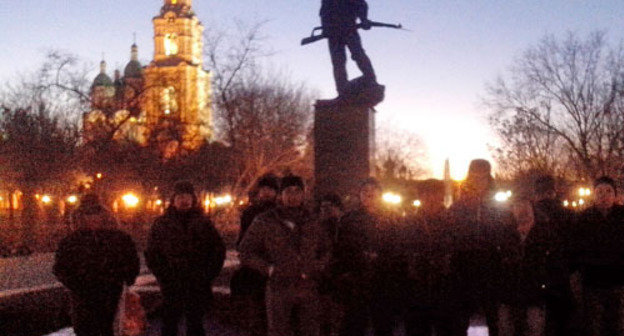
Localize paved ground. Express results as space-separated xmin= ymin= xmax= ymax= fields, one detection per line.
xmin=0 ymin=251 xmax=238 ymax=297
xmin=1 ymin=252 xmax=489 ymax=336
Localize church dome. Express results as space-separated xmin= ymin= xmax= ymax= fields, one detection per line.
xmin=124 ymin=43 xmax=143 ymax=78
xmin=124 ymin=60 xmax=143 ymax=78
xmin=92 ymin=60 xmax=113 ymax=87
xmin=93 ymin=73 xmax=113 ymax=87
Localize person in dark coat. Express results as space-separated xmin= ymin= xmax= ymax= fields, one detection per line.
xmin=145 ymin=181 xmax=226 ymax=336
xmin=53 ymin=194 xmax=140 ymax=336
xmin=443 ymin=159 xmax=519 ymax=336
xmin=333 ymin=177 xmax=408 ymax=336
xmin=320 ymin=0 xmax=377 ymax=96
xmin=231 ymin=174 xmax=280 ymax=336
xmin=237 ymin=174 xmax=280 ymax=246
xmin=316 ymin=193 xmax=344 ymax=336
xmin=507 ymin=191 xmax=574 ymax=336
xmin=529 ymin=175 xmax=578 ymax=336
xmin=239 ymin=175 xmax=331 ymax=336
xmin=404 ymin=180 xmax=454 ymax=336
xmin=575 ymin=176 xmax=624 ymax=336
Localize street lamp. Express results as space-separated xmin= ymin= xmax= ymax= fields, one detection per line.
xmin=413 ymin=200 xmax=422 ymax=208
xmin=494 ymin=190 xmax=512 ymax=202
xmin=41 ymin=195 xmax=52 ymax=204
xmin=122 ymin=193 xmax=139 ymax=208
xmin=214 ymin=194 xmax=232 ymax=206
xmin=382 ymin=192 xmax=402 ymax=205
xmin=67 ymin=195 xmax=78 ymax=204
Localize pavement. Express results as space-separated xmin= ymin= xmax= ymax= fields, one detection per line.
xmin=0 ymin=252 xmax=489 ymax=336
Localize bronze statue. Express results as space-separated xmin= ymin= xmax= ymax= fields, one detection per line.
xmin=321 ymin=0 xmax=376 ymax=97
xmin=303 ymin=1 xmax=402 ymax=105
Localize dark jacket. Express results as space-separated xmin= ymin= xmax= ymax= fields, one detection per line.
xmin=333 ymin=207 xmax=407 ymax=301
xmin=145 ymin=207 xmax=226 ymax=289
xmin=237 ymin=201 xmax=276 ymax=246
xmin=445 ymin=197 xmax=519 ymax=304
xmin=231 ymin=201 xmax=275 ymax=297
xmin=239 ymin=206 xmax=331 ymax=290
xmin=509 ymin=199 xmax=574 ymax=306
xmin=403 ymin=211 xmax=451 ymax=306
xmin=54 ymin=229 xmax=140 ymax=298
xmin=575 ymin=205 xmax=624 ymax=289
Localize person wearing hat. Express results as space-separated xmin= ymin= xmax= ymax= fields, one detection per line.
xmin=145 ymin=181 xmax=226 ymax=336
xmin=239 ymin=175 xmax=331 ymax=336
xmin=238 ymin=174 xmax=280 ymax=245
xmin=442 ymin=159 xmax=519 ymax=336
xmin=231 ymin=173 xmax=280 ymax=336
xmin=53 ymin=193 xmax=140 ymax=336
xmin=574 ymin=176 xmax=624 ymax=336
xmin=333 ymin=177 xmax=410 ymax=336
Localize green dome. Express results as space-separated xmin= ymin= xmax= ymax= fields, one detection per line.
xmin=92 ymin=73 xmax=113 ymax=87
xmin=124 ymin=60 xmax=143 ymax=78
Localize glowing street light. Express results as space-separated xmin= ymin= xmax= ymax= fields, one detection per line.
xmin=579 ymin=187 xmax=591 ymax=197
xmin=155 ymin=199 xmax=163 ymax=206
xmin=563 ymin=200 xmax=570 ymax=207
xmin=67 ymin=195 xmax=78 ymax=204
xmin=41 ymin=195 xmax=52 ymax=204
xmin=494 ymin=190 xmax=512 ymax=202
xmin=96 ymin=173 xmax=103 ymax=179
xmin=214 ymin=194 xmax=233 ymax=206
xmin=579 ymin=199 xmax=585 ymax=206
xmin=382 ymin=192 xmax=402 ymax=205
xmin=413 ymin=200 xmax=422 ymax=208
xmin=122 ymin=193 xmax=140 ymax=208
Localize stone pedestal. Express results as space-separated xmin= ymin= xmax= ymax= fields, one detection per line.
xmin=314 ymin=100 xmax=375 ymax=200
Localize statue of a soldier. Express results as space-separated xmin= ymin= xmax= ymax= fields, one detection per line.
xmin=320 ymin=0 xmax=378 ymax=98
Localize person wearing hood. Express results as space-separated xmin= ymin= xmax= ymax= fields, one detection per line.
xmin=239 ymin=175 xmax=331 ymax=336
xmin=145 ymin=181 xmax=226 ymax=336
xmin=53 ymin=194 xmax=140 ymax=336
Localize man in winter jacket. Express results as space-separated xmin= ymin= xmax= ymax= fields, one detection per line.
xmin=575 ymin=176 xmax=624 ymax=336
xmin=530 ymin=175 xmax=577 ymax=336
xmin=333 ymin=177 xmax=408 ymax=336
xmin=54 ymin=194 xmax=140 ymax=336
xmin=145 ymin=181 xmax=226 ymax=336
xmin=239 ymin=175 xmax=331 ymax=336
xmin=404 ymin=180 xmax=454 ymax=336
xmin=316 ymin=192 xmax=344 ymax=336
xmin=232 ymin=174 xmax=280 ymax=336
xmin=444 ymin=159 xmax=518 ymax=336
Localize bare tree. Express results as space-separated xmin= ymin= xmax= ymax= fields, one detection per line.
xmin=205 ymin=21 xmax=314 ymax=197
xmin=375 ymin=124 xmax=430 ymax=181
xmin=486 ymin=31 xmax=624 ymax=181
xmin=0 ymin=105 xmax=80 ymax=247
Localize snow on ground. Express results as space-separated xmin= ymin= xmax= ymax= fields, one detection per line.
xmin=44 ymin=328 xmax=73 ymax=336
xmin=47 ymin=325 xmax=489 ymax=336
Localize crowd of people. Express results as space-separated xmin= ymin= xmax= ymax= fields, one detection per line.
xmin=235 ymin=159 xmax=624 ymax=336
xmin=52 ymin=158 xmax=624 ymax=336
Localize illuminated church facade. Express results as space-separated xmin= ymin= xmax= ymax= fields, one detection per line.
xmin=85 ymin=0 xmax=211 ymax=153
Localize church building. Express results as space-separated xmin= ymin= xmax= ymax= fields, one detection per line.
xmin=85 ymin=0 xmax=212 ymax=154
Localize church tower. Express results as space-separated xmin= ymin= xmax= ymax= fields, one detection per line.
xmin=143 ymin=0 xmax=212 ymax=150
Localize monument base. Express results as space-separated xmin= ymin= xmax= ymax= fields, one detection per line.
xmin=314 ymin=100 xmax=375 ymax=202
